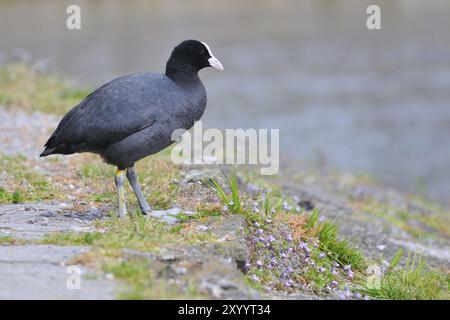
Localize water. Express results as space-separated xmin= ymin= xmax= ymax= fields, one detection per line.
xmin=1 ymin=0 xmax=449 ymax=205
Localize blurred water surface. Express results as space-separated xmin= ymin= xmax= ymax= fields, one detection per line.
xmin=0 ymin=0 xmax=449 ymax=204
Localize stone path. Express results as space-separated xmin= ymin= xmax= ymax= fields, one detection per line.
xmin=0 ymin=203 xmax=117 ymax=299
xmin=0 ymin=107 xmax=119 ymax=299
xmin=0 ymin=245 xmax=115 ymax=299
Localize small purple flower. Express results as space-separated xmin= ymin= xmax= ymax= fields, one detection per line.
xmin=256 ymin=260 xmax=263 ymax=268
xmin=334 ymin=262 xmax=340 ymax=267
xmin=266 ymin=219 xmax=272 ymax=224
xmin=319 ymin=215 xmax=325 ymax=222
xmin=330 ymin=280 xmax=338 ymax=287
xmin=345 ymin=289 xmax=353 ymax=298
xmin=318 ymin=252 xmax=326 ymax=259
xmin=343 ymin=264 xmax=352 ymax=271
xmin=330 ymin=268 xmax=338 ymax=276
xmin=268 ymin=235 xmax=276 ymax=242
xmin=251 ymin=274 xmax=259 ymax=281
xmin=287 ymin=266 xmax=293 ymax=273
xmin=319 ymin=267 xmax=326 ymax=273
xmin=347 ymin=270 xmax=354 ymax=278
xmin=284 ymin=280 xmax=293 ymax=287
xmin=286 ymin=233 xmax=293 ymax=242
xmin=254 ymin=222 xmax=260 ymax=227
xmin=287 ymin=247 xmax=293 ymax=254
xmin=282 ymin=201 xmax=291 ymax=210
xmin=354 ymin=293 xmax=362 ymax=299
xmin=244 ymin=262 xmax=251 ymax=270
xmin=300 ymin=242 xmax=311 ymax=254
xmin=257 ymin=229 xmax=264 ymax=234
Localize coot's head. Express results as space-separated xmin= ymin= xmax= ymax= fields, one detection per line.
xmin=166 ymin=40 xmax=223 ymax=76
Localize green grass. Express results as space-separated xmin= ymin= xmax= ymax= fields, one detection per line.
xmin=306 ymin=209 xmax=366 ymax=270
xmin=360 ymin=252 xmax=450 ymax=300
xmin=77 ymin=155 xmax=180 ymax=209
xmin=102 ymin=258 xmax=205 ymax=299
xmin=352 ymin=198 xmax=450 ymax=238
xmin=0 ymin=63 xmax=91 ymax=114
xmin=177 ymin=205 xmax=222 ymax=221
xmin=0 ymin=235 xmax=26 ymax=245
xmin=0 ymin=153 xmax=61 ymax=203
xmin=41 ymin=214 xmax=216 ymax=252
xmin=210 ymin=175 xmax=244 ymax=214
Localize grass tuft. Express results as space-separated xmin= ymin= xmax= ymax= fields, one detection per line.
xmin=209 ymin=176 xmax=244 ymax=214
xmin=305 ymin=210 xmax=366 ymax=270
xmin=360 ymin=252 xmax=449 ymax=300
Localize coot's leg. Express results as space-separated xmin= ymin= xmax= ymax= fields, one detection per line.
xmin=126 ymin=165 xmax=151 ymax=215
xmin=115 ymin=168 xmax=128 ymax=218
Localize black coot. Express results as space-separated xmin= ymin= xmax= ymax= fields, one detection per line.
xmin=40 ymin=40 xmax=223 ymax=217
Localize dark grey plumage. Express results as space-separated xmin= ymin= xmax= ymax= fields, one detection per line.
xmin=40 ymin=40 xmax=223 ymax=217
xmin=42 ymin=72 xmax=206 ymax=169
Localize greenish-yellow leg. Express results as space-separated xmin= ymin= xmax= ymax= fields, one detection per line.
xmin=115 ymin=169 xmax=127 ymax=218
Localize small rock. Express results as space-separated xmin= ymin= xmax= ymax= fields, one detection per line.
xmin=195 ymin=225 xmax=209 ymax=232
xmin=59 ymin=203 xmax=72 ymax=209
xmin=105 ymin=273 xmax=114 ymax=280
xmin=298 ymin=200 xmax=314 ymax=211
xmin=40 ymin=211 xmax=56 ymax=218
xmin=173 ymin=267 xmax=188 ymax=275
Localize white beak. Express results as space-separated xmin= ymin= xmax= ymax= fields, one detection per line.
xmin=208 ymin=56 xmax=224 ymax=71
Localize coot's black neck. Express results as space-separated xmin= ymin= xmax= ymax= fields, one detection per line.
xmin=165 ymin=58 xmax=201 ymax=84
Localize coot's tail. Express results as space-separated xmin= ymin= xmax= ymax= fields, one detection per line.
xmin=40 ymin=140 xmax=75 ymax=157
xmin=40 ymin=147 xmax=56 ymax=157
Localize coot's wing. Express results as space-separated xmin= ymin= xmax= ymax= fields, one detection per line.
xmin=45 ymin=74 xmax=166 ymax=150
